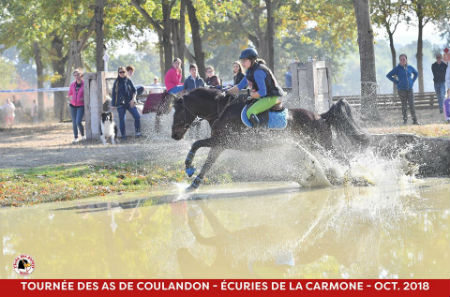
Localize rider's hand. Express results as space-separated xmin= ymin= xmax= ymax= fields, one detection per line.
xmin=227 ymin=86 xmax=239 ymax=95
xmin=250 ymin=91 xmax=260 ymax=99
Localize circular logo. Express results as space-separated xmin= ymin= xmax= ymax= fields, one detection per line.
xmin=13 ymin=254 xmax=35 ymax=275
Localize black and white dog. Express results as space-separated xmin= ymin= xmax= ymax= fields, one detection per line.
xmin=100 ymin=111 xmax=118 ymax=145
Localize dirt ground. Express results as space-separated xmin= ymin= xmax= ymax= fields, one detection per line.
xmin=0 ymin=122 xmax=192 ymax=168
xmin=0 ymin=107 xmax=448 ymax=169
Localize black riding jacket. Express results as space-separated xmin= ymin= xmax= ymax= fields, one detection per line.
xmin=246 ymin=62 xmax=284 ymax=97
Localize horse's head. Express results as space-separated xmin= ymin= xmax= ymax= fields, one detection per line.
xmin=171 ymin=95 xmax=197 ymax=140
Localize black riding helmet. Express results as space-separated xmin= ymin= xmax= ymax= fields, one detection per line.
xmin=239 ymin=48 xmax=258 ymax=60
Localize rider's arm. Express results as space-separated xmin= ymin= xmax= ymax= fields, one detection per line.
xmin=254 ymin=69 xmax=267 ymax=97
xmin=237 ymin=77 xmax=248 ymax=90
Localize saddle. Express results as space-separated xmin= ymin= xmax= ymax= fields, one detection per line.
xmin=242 ymin=99 xmax=287 ymax=129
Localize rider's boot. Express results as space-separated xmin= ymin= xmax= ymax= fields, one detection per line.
xmin=249 ymin=114 xmax=260 ymax=128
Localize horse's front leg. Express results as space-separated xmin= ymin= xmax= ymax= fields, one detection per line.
xmin=185 ymin=138 xmax=214 ymax=177
xmin=186 ymin=146 xmax=224 ymax=192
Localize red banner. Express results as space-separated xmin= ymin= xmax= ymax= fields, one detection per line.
xmin=0 ymin=279 xmax=449 ymax=296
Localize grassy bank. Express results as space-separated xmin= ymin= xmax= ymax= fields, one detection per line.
xmin=0 ymin=162 xmax=233 ymax=207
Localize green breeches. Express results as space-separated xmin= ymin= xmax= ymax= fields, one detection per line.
xmin=246 ymin=96 xmax=279 ymax=119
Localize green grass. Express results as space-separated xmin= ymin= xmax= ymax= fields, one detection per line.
xmin=0 ymin=161 xmax=236 ymax=207
xmin=0 ymin=162 xmax=189 ymax=207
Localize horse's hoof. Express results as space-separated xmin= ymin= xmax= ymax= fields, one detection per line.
xmin=185 ymin=167 xmax=196 ymax=177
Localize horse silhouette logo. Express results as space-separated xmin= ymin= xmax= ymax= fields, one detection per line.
xmin=13 ymin=254 xmax=35 ymax=275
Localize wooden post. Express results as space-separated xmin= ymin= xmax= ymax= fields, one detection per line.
xmin=84 ymin=71 xmax=120 ymax=140
xmin=290 ymin=60 xmax=332 ymax=113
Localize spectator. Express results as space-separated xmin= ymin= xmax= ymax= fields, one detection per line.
xmin=126 ymin=65 xmax=144 ymax=96
xmin=446 ymin=57 xmax=450 ymax=99
xmin=184 ymin=64 xmax=205 ymax=92
xmin=67 ymin=68 xmax=85 ymax=143
xmin=2 ymin=98 xmax=15 ymax=128
xmin=386 ymin=54 xmax=419 ymax=125
xmin=31 ymin=100 xmax=38 ymax=123
xmin=232 ymin=61 xmax=245 ymax=86
xmin=11 ymin=95 xmax=22 ymax=109
xmin=285 ymin=68 xmax=292 ymax=88
xmin=111 ymin=66 xmax=141 ymax=140
xmin=164 ymin=58 xmax=184 ymax=94
xmin=205 ymin=66 xmax=221 ymax=87
xmin=150 ymin=77 xmax=164 ymax=94
xmin=431 ymin=53 xmax=448 ymax=113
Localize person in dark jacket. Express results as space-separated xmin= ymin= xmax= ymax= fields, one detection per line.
xmin=184 ymin=64 xmax=205 ymax=91
xmin=232 ymin=61 xmax=245 ymax=86
xmin=431 ymin=53 xmax=448 ymax=113
xmin=386 ymin=54 xmax=419 ymax=125
xmin=111 ymin=66 xmax=141 ymax=139
xmin=205 ymin=66 xmax=221 ymax=88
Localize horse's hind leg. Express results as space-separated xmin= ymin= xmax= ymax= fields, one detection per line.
xmin=185 ymin=138 xmax=214 ymax=177
xmin=187 ymin=147 xmax=224 ymax=192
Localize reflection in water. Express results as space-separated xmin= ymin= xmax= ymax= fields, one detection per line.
xmin=0 ymin=180 xmax=449 ymax=278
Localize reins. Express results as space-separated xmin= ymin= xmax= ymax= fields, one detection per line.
xmin=181 ymin=91 xmax=241 ymax=129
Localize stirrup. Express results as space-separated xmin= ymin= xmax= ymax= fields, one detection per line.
xmin=249 ymin=114 xmax=260 ymax=128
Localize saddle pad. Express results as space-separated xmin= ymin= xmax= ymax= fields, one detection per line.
xmin=241 ymin=105 xmax=288 ymax=129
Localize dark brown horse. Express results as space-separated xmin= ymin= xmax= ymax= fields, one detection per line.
xmin=171 ymin=88 xmax=368 ymax=191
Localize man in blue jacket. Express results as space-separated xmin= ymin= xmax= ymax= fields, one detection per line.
xmin=386 ymin=54 xmax=419 ymax=125
xmin=184 ymin=64 xmax=205 ymax=92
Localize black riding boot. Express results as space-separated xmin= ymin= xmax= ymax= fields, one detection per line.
xmin=249 ymin=114 xmax=260 ymax=128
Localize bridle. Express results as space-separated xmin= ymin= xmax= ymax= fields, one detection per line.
xmin=179 ymin=91 xmax=242 ymax=130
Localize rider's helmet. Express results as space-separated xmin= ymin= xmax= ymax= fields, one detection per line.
xmin=239 ymin=48 xmax=258 ymax=60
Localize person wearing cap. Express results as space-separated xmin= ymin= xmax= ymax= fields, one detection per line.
xmin=228 ymin=48 xmax=284 ymax=127
xmin=431 ymin=53 xmax=448 ymax=113
xmin=67 ymin=68 xmax=85 ymax=143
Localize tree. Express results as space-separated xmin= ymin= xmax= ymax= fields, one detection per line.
xmin=371 ymin=0 xmax=406 ymax=95
xmin=185 ymin=0 xmax=206 ymax=76
xmin=130 ymin=0 xmax=177 ymax=75
xmin=0 ymin=0 xmax=50 ymax=120
xmin=353 ymin=0 xmax=379 ymax=120
xmin=95 ymin=0 xmax=105 ymax=72
xmin=408 ymin=0 xmax=448 ymax=94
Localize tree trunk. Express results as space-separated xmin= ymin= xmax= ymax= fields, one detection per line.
xmin=387 ymin=30 xmax=397 ymax=96
xmin=33 ymin=42 xmax=45 ymax=121
xmin=186 ymin=0 xmax=205 ymax=78
xmin=352 ymin=0 xmax=379 ymax=120
xmin=95 ymin=0 xmax=105 ymax=72
xmin=265 ymin=0 xmax=275 ymax=70
xmin=162 ymin=0 xmax=173 ymax=75
xmin=416 ymin=13 xmax=424 ymax=94
xmin=50 ymin=35 xmax=68 ymax=122
xmin=179 ymin=0 xmax=186 ymax=79
xmin=157 ymin=31 xmax=165 ymax=83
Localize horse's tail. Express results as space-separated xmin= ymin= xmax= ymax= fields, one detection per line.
xmin=320 ymin=99 xmax=369 ymax=146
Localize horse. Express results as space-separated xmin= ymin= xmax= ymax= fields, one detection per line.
xmin=170 ymin=88 xmax=368 ymax=191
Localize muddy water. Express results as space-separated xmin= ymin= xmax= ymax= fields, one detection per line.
xmin=0 ymin=179 xmax=449 ymax=279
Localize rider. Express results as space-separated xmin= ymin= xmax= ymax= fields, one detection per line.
xmin=229 ymin=48 xmax=284 ymax=127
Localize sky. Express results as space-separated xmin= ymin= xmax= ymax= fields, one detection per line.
xmin=113 ymin=21 xmax=449 ymax=58
xmin=374 ymin=22 xmax=447 ymax=47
